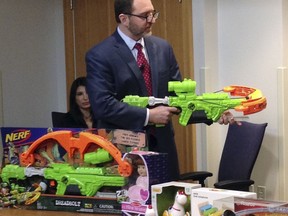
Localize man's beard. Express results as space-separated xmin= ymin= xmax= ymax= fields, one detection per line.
xmin=129 ymin=24 xmax=152 ymax=38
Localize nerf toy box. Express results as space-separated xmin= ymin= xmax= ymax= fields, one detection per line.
xmin=119 ymin=150 xmax=170 ymax=216
xmin=191 ymin=187 xmax=257 ymax=216
xmin=151 ymin=181 xmax=201 ymax=216
xmin=213 ymin=197 xmax=288 ymax=215
xmin=0 ymin=127 xmax=146 ymax=214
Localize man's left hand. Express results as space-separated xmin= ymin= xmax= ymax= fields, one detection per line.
xmin=217 ymin=111 xmax=242 ymax=125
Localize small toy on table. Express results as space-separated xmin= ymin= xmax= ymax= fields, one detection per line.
xmin=162 ymin=190 xmax=190 ymax=216
xmin=151 ymin=181 xmax=201 ymax=216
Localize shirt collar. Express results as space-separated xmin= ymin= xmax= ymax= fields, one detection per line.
xmin=117 ymin=27 xmax=145 ymax=50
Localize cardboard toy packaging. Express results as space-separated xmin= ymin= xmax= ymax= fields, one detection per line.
xmin=191 ymin=187 xmax=257 ymax=216
xmin=119 ymin=150 xmax=169 ymax=216
xmin=0 ymin=127 xmax=146 ymax=214
xmin=151 ymin=181 xmax=201 ymax=216
xmin=214 ymin=196 xmax=288 ymax=215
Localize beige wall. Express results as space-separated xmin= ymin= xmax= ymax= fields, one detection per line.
xmin=193 ymin=0 xmax=288 ymax=200
xmin=0 ymin=0 xmax=66 ymax=127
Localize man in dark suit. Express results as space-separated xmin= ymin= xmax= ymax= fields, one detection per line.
xmin=86 ymin=0 xmax=236 ymax=180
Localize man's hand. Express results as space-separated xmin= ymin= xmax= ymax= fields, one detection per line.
xmin=217 ymin=111 xmax=242 ymax=125
xmin=149 ymin=106 xmax=179 ymax=125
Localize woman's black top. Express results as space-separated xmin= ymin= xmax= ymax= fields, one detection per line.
xmin=52 ymin=112 xmax=97 ymax=128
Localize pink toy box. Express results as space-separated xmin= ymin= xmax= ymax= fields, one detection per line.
xmin=119 ymin=150 xmax=169 ymax=216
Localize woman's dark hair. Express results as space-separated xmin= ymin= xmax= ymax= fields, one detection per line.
xmin=69 ymin=76 xmax=91 ymax=124
xmin=114 ymin=0 xmax=133 ymax=23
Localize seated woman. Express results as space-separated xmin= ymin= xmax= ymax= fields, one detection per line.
xmin=54 ymin=76 xmax=97 ymax=128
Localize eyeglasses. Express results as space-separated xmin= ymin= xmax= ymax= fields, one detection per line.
xmin=124 ymin=11 xmax=159 ymax=22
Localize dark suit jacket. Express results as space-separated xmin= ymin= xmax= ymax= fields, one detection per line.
xmin=86 ymin=30 xmax=211 ymax=180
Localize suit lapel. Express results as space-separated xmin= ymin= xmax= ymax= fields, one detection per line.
xmin=112 ymin=32 xmax=148 ymax=95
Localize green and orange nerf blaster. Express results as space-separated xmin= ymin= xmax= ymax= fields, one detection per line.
xmin=122 ymin=78 xmax=267 ymax=126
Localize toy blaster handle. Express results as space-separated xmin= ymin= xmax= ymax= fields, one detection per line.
xmin=50 ymin=175 xmax=102 ymax=197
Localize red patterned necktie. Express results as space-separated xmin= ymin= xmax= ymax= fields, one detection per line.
xmin=134 ymin=43 xmax=153 ymax=96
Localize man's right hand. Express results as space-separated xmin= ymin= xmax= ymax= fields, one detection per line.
xmin=148 ymin=106 xmax=180 ymax=125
